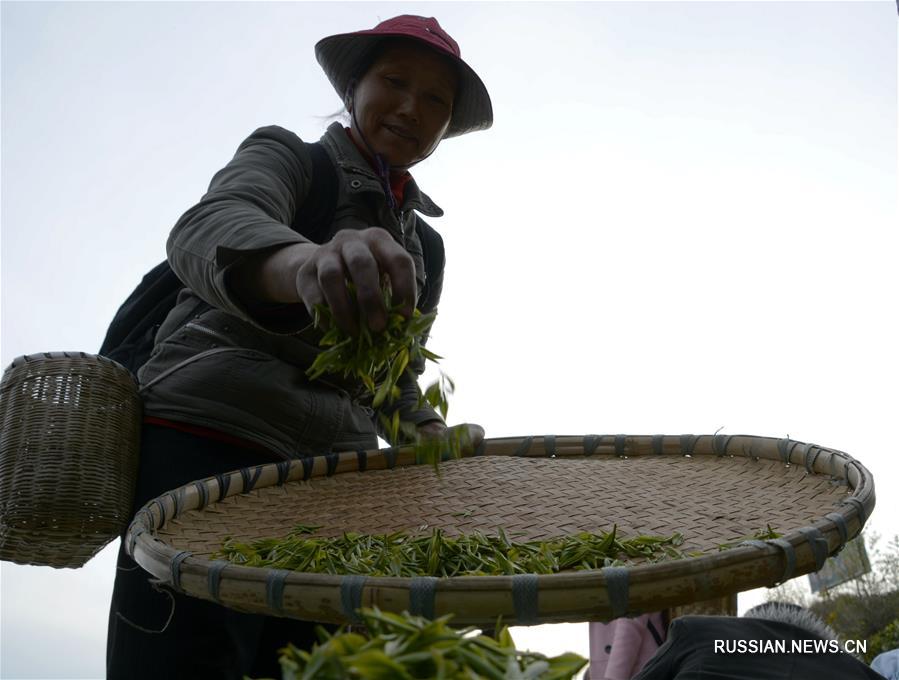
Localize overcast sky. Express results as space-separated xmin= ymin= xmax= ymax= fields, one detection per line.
xmin=2 ymin=2 xmax=897 ymax=678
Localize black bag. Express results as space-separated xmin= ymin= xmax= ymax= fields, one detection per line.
xmin=99 ymin=133 xmax=445 ymax=374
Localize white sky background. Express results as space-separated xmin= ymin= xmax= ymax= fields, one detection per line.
xmin=1 ymin=1 xmax=897 ymax=678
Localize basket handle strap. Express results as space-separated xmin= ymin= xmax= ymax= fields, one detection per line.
xmin=602 ymin=566 xmax=630 ymax=618
xmin=741 ymin=538 xmax=797 ymax=585
xmin=825 ymin=512 xmax=849 ymax=546
xmin=409 ymin=577 xmax=438 ymax=619
xmin=797 ymin=527 xmax=829 ymax=571
xmin=266 ymin=569 xmax=291 ymax=615
xmin=340 ymin=575 xmax=367 ymax=623
xmin=208 ymin=560 xmax=229 ymax=603
xmin=512 ymin=574 xmax=540 ymax=624
xmin=841 ymin=496 xmax=867 ymax=524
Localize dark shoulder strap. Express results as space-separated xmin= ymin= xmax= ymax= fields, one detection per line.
xmin=415 ymin=217 xmax=445 ymax=314
xmin=99 ymin=134 xmax=339 ymax=373
xmin=646 ymin=618 xmax=665 ymax=647
xmin=236 ymin=129 xmax=336 ymax=243
xmin=97 ymin=260 xmax=184 ymax=370
xmin=290 ymin=141 xmax=338 ymax=244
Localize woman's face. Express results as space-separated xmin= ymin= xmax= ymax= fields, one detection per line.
xmin=349 ymin=41 xmax=458 ymax=168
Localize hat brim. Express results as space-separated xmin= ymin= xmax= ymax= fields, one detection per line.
xmin=315 ymin=32 xmax=493 ymax=139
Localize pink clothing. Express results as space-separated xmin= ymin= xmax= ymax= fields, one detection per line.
xmin=588 ymin=613 xmax=667 ymax=680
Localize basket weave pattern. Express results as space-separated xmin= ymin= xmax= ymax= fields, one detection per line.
xmin=161 ymin=455 xmax=848 ymax=555
xmin=0 ymin=352 xmax=141 ymax=568
xmin=127 ymin=434 xmax=875 ymax=625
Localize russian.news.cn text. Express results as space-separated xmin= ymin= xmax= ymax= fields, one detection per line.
xmin=714 ymin=639 xmax=866 ymax=655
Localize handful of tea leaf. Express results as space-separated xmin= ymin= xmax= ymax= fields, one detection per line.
xmin=270 ymin=607 xmax=587 ymax=680
xmin=306 ymin=286 xmax=440 ymax=410
xmin=306 ymin=285 xmax=465 ymax=470
xmin=217 ymin=524 xmax=688 ymax=577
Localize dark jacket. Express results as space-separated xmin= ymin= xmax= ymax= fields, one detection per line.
xmin=632 ymin=615 xmax=882 ymax=680
xmin=137 ymin=122 xmax=445 ymax=459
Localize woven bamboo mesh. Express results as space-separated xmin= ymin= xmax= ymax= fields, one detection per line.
xmin=127 ymin=434 xmax=874 ymax=626
xmin=0 ymin=352 xmax=142 ymax=568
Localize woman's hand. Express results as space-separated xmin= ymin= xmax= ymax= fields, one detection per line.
xmin=229 ymin=227 xmax=416 ymax=334
xmin=295 ymin=227 xmax=417 ymax=335
xmin=417 ymin=422 xmax=485 ymax=455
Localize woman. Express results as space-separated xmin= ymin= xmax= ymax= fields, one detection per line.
xmin=106 ymin=15 xmax=491 ymax=678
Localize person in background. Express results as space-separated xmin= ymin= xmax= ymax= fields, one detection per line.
xmin=588 ymin=613 xmax=668 ymax=679
xmin=632 ymin=601 xmax=883 ymax=679
xmin=106 ymin=14 xmax=491 ymax=679
xmin=872 ymin=647 xmax=899 ymax=680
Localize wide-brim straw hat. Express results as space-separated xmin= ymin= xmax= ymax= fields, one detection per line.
xmin=315 ymin=15 xmax=493 ymax=139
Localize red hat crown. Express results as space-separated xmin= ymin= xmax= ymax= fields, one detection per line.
xmin=367 ymin=15 xmax=461 ymax=59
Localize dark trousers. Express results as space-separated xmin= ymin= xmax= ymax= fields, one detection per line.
xmin=106 ymin=425 xmax=330 ymax=679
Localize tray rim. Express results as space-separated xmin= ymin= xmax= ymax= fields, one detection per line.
xmin=126 ymin=433 xmax=875 ymax=625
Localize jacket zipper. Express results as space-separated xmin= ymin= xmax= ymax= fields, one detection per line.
xmin=184 ymin=321 xmax=233 ymax=347
xmin=347 ymin=170 xmax=406 ymax=241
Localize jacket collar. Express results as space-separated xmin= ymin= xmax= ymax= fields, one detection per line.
xmin=320 ymin=121 xmax=444 ymax=218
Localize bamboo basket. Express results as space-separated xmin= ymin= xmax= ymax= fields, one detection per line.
xmin=126 ymin=434 xmax=874 ymax=625
xmin=0 ymin=352 xmax=142 ymax=568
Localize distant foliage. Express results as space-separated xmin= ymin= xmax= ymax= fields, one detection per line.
xmin=767 ymin=532 xmax=899 ymax=662
xmin=868 ymin=618 xmax=899 ymax=664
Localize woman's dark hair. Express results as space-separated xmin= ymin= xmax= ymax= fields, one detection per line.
xmin=322 ymin=42 xmax=398 ymax=122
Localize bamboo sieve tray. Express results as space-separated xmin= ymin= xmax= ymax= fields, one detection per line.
xmin=126 ymin=434 xmax=874 ymax=626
